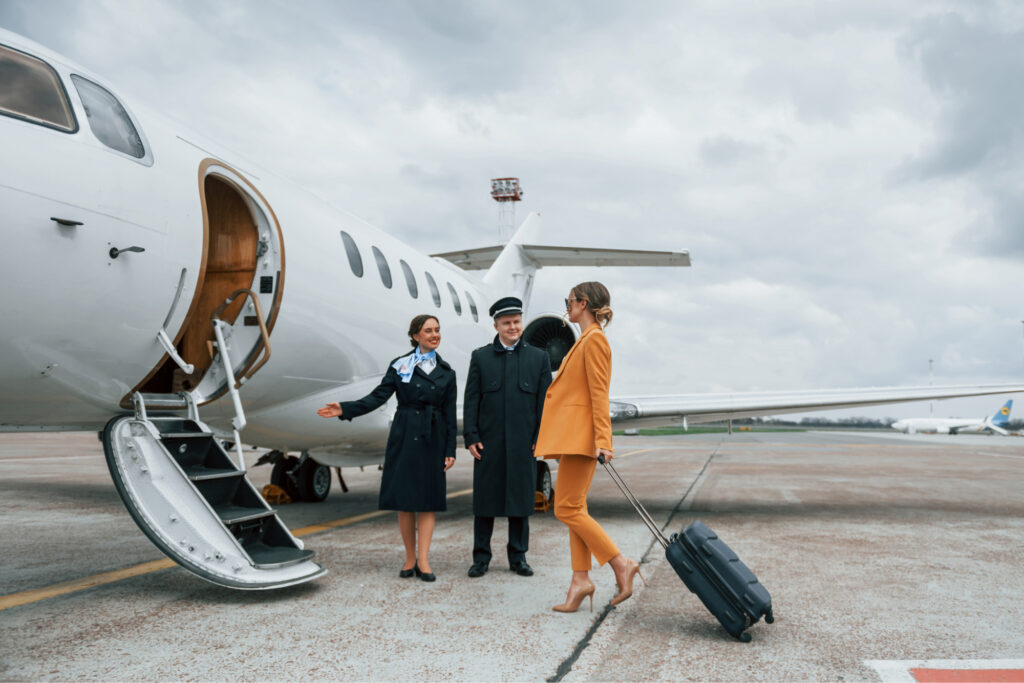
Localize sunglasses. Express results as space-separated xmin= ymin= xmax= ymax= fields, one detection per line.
xmin=564 ymin=296 xmax=587 ymax=310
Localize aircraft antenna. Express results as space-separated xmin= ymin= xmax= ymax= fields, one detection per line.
xmin=491 ymin=177 xmax=523 ymax=242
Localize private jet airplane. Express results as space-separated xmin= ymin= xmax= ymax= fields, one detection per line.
xmin=2 ymin=28 xmax=1022 ymax=590
xmin=891 ymin=400 xmax=1014 ymax=435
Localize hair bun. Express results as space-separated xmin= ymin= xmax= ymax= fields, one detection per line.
xmin=593 ymin=304 xmax=614 ymax=326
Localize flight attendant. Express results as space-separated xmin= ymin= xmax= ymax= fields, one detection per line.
xmin=535 ymin=282 xmax=643 ymax=612
xmin=317 ymin=314 xmax=456 ymax=582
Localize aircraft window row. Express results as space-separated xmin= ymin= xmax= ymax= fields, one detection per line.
xmin=372 ymin=246 xmax=392 ymax=289
xmin=0 ymin=44 xmax=77 ymax=132
xmin=424 ymin=271 xmax=441 ymax=308
xmin=70 ymin=75 xmax=145 ymax=159
xmin=339 ymin=233 xmax=479 ymax=319
xmin=340 ymin=231 xmax=364 ymax=277
xmin=400 ymin=259 xmax=418 ymax=298
xmin=447 ymin=283 xmax=462 ymax=316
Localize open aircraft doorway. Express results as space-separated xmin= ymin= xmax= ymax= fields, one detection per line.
xmin=126 ymin=160 xmax=285 ymax=407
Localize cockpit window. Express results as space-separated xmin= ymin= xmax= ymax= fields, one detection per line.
xmin=70 ymin=74 xmax=145 ymax=158
xmin=0 ymin=44 xmax=76 ymax=132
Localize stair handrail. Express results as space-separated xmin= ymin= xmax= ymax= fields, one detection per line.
xmin=211 ymin=287 xmax=271 ymax=472
xmin=210 ymin=287 xmax=272 ymax=389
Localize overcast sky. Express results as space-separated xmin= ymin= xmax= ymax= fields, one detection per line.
xmin=4 ymin=0 xmax=1024 ymax=421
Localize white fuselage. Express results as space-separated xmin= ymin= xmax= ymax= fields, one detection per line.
xmin=0 ymin=30 xmax=530 ymax=466
xmin=890 ymin=417 xmax=989 ymax=435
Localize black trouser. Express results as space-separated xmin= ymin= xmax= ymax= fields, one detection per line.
xmin=473 ymin=515 xmax=529 ymax=565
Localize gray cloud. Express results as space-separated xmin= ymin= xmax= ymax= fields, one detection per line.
xmin=3 ymin=0 xmax=1023 ymax=420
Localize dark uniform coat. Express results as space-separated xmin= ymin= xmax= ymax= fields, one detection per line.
xmin=339 ymin=353 xmax=457 ymax=512
xmin=463 ymin=337 xmax=552 ymax=517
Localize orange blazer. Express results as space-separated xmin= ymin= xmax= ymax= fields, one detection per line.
xmin=534 ymin=323 xmax=612 ymax=459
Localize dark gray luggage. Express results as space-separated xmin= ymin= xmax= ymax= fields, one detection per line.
xmin=598 ymin=455 xmax=774 ymax=641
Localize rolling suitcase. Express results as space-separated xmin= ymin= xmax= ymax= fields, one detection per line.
xmin=598 ymin=455 xmax=774 ymax=642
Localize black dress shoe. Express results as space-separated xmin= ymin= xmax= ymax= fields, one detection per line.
xmin=399 ymin=564 xmax=417 ymax=578
xmin=419 ymin=571 xmax=436 ymax=582
xmin=467 ymin=562 xmax=489 ymax=578
xmin=509 ymin=561 xmax=534 ymax=577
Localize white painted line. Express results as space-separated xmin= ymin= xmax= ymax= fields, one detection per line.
xmin=865 ymin=659 xmax=1024 ymax=682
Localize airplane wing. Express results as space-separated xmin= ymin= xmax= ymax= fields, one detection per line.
xmin=608 ymin=383 xmax=1024 ymax=427
xmin=432 ymin=245 xmax=690 ymax=270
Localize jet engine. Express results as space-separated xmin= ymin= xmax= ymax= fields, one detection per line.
xmin=523 ymin=314 xmax=577 ymax=371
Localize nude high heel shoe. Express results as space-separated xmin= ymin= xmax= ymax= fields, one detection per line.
xmin=552 ymin=581 xmax=596 ymax=613
xmin=609 ymin=559 xmax=646 ymax=606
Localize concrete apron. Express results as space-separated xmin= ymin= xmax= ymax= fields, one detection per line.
xmin=1 ymin=431 xmax=1023 ymax=680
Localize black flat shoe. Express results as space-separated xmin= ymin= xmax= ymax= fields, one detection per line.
xmin=509 ymin=561 xmax=534 ymax=577
xmin=419 ymin=571 xmax=436 ymax=582
xmin=467 ymin=562 xmax=489 ymax=578
xmin=399 ymin=564 xmax=418 ymax=578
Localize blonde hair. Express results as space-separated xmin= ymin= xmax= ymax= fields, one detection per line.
xmin=572 ymin=281 xmax=613 ymax=327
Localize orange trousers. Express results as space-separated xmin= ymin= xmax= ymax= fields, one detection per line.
xmin=553 ymin=453 xmax=620 ymax=571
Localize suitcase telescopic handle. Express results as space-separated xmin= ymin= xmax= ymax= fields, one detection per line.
xmin=598 ymin=455 xmax=670 ymax=549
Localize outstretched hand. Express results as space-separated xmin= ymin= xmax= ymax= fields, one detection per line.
xmin=317 ymin=403 xmax=342 ymax=418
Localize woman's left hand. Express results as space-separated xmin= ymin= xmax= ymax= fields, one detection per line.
xmin=444 ymin=457 xmax=455 ymax=471
xmin=597 ymin=448 xmax=614 ymax=461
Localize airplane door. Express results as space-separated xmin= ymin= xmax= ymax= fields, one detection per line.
xmin=130 ymin=160 xmax=284 ymax=406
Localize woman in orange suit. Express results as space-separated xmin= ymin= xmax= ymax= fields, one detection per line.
xmin=535 ymin=281 xmax=643 ymax=613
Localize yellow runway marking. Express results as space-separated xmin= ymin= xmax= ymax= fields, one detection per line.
xmin=0 ymin=486 xmax=474 ymax=612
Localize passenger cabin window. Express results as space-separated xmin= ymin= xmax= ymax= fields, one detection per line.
xmin=340 ymin=231 xmax=363 ymax=277
xmin=70 ymin=75 xmax=144 ymax=158
xmin=0 ymin=44 xmax=76 ymax=132
xmin=447 ymin=283 xmax=463 ymax=316
xmin=400 ymin=259 xmax=418 ymax=298
xmin=424 ymin=272 xmax=441 ymax=308
xmin=465 ymin=291 xmax=479 ymax=322
xmin=371 ymin=246 xmax=392 ymax=289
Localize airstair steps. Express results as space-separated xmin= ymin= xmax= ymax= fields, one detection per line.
xmin=214 ymin=504 xmax=276 ymax=525
xmin=185 ymin=465 xmax=242 ymax=481
xmin=245 ymin=542 xmax=316 ymax=569
xmin=103 ymin=395 xmax=326 ymax=589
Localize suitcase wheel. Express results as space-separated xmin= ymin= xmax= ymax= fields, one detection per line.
xmin=738 ymin=631 xmax=752 ymax=643
xmin=765 ymin=609 xmax=774 ymax=624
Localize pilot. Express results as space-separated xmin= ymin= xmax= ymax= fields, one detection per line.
xmin=317 ymin=314 xmax=456 ymax=582
xmin=463 ymin=296 xmax=553 ymax=578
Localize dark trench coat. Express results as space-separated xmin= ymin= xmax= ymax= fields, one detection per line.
xmin=339 ymin=353 xmax=457 ymax=512
xmin=463 ymin=337 xmax=552 ymax=517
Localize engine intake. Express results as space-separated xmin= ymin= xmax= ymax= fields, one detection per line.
xmin=523 ymin=315 xmax=577 ymax=371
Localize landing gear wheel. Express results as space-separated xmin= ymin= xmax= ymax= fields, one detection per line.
xmin=296 ymin=458 xmax=332 ymax=502
xmin=270 ymin=455 xmax=300 ymax=499
xmin=536 ymin=460 xmax=553 ymax=500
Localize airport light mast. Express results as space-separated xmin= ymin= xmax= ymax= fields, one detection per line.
xmin=491 ymin=177 xmax=523 ymax=242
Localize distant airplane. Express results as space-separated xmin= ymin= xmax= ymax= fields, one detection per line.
xmin=2 ymin=28 xmax=1022 ymax=589
xmin=890 ymin=400 xmax=1014 ymax=435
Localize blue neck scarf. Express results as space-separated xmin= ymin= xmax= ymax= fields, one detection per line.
xmin=392 ymin=348 xmax=437 ymax=383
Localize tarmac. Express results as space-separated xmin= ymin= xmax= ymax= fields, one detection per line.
xmin=2 ymin=429 xmax=1024 ymax=681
